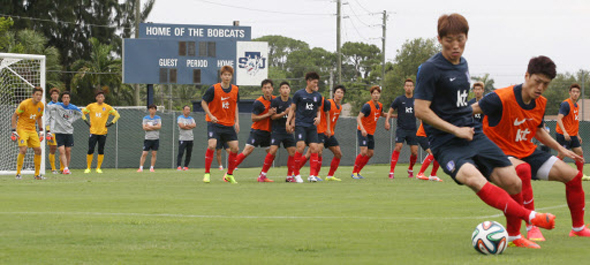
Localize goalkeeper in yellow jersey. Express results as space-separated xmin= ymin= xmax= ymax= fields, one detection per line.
xmin=82 ymin=91 xmax=120 ymax=173
xmin=10 ymin=87 xmax=46 ymax=180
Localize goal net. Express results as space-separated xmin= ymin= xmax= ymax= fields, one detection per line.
xmin=0 ymin=53 xmax=46 ymax=176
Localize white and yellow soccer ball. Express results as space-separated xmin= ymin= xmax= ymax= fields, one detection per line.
xmin=471 ymin=221 xmax=508 ymax=255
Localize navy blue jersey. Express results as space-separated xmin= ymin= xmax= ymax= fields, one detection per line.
xmin=252 ymin=97 xmax=266 ymax=115
xmin=271 ymin=97 xmax=292 ymax=133
xmin=558 ymin=101 xmax=574 ymax=116
xmin=202 ymin=84 xmax=240 ymax=103
xmin=361 ymin=102 xmax=380 ymax=117
xmin=390 ymin=95 xmax=416 ymax=130
xmin=414 ymin=52 xmax=479 ymax=149
xmin=479 ymin=84 xmax=545 ymax=128
xmin=292 ymin=89 xmax=322 ymax=127
xmin=468 ymin=98 xmax=484 ymax=124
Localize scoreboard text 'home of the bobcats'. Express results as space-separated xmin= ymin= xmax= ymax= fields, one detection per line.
xmin=123 ymin=23 xmax=268 ymax=86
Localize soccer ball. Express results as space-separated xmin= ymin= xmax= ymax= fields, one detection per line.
xmin=471 ymin=221 xmax=508 ymax=255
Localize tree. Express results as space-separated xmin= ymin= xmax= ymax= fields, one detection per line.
xmin=341 ymin=42 xmax=381 ymax=81
xmin=253 ymin=35 xmax=309 ymax=70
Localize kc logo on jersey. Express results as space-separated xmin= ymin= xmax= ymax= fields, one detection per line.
xmin=238 ymin=52 xmax=267 ymax=76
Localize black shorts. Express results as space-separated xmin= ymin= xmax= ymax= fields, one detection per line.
xmin=417 ymin=136 xmax=430 ymax=151
xmin=209 ymin=123 xmax=238 ymax=143
xmin=556 ymin=133 xmax=582 ymax=149
xmin=56 ymin=133 xmax=74 ymax=147
xmin=143 ymin=139 xmax=159 ymax=151
xmin=317 ymin=133 xmax=326 ymax=145
xmin=516 ymin=149 xmax=556 ymax=181
xmin=216 ymin=140 xmax=229 ymax=150
xmin=357 ymin=130 xmax=375 ymax=150
xmin=246 ymin=129 xmax=271 ymax=147
xmin=325 ymin=135 xmax=340 ymax=148
xmin=395 ymin=128 xmax=418 ymax=145
xmin=270 ymin=131 xmax=296 ymax=148
xmin=295 ymin=126 xmax=319 ymax=144
xmin=431 ymin=132 xmax=511 ymax=184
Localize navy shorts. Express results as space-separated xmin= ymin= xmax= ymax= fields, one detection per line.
xmin=431 ymin=132 xmax=511 ymax=184
xmin=317 ymin=133 xmax=326 ymax=145
xmin=208 ymin=123 xmax=238 ymax=143
xmin=395 ymin=128 xmax=418 ymax=145
xmin=295 ymin=126 xmax=319 ymax=144
xmin=246 ymin=129 xmax=271 ymax=147
xmin=216 ymin=140 xmax=229 ymax=150
xmin=143 ymin=139 xmax=159 ymax=151
xmin=325 ymin=135 xmax=340 ymax=148
xmin=357 ymin=130 xmax=375 ymax=150
xmin=517 ymin=149 xmax=555 ymax=181
xmin=417 ymin=136 xmax=430 ymax=151
xmin=270 ymin=131 xmax=296 ymax=148
xmin=556 ymin=133 xmax=582 ymax=149
xmin=56 ymin=133 xmax=74 ymax=147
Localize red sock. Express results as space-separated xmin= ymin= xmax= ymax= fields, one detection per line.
xmin=418 ymin=154 xmax=434 ymax=175
xmin=352 ymin=154 xmax=363 ymax=174
xmin=316 ymin=156 xmax=323 ymax=175
xmin=575 ymin=160 xmax=584 ymax=172
xmin=476 ymin=182 xmax=531 ymax=222
xmin=358 ymin=155 xmax=370 ymax=173
xmin=294 ymin=152 xmax=302 ymax=175
xmin=235 ymin=153 xmax=246 ymax=167
xmin=205 ymin=148 xmax=214 ymax=173
xmin=227 ymin=152 xmax=237 ymax=175
xmin=390 ymin=150 xmax=400 ymax=173
xmin=566 ymin=171 xmax=585 ymax=228
xmin=505 ymin=193 xmax=524 ymax=237
xmin=287 ymin=155 xmax=295 ymax=176
xmin=328 ymin=157 xmax=340 ymax=176
xmin=515 ymin=163 xmax=534 ymax=211
xmin=409 ymin=154 xmax=417 ymax=170
xmin=310 ymin=153 xmax=319 ymax=176
xmin=261 ymin=153 xmax=275 ymax=174
xmin=431 ymin=160 xmax=439 ymax=176
xmin=300 ymin=155 xmax=310 ymax=169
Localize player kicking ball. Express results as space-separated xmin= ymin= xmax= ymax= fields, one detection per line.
xmin=11 ymin=87 xmax=45 ymax=180
xmin=414 ymin=13 xmax=556 ymax=248
xmin=472 ymin=56 xmax=590 ymax=247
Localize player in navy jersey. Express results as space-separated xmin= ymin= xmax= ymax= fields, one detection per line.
xmin=413 ymin=13 xmax=555 ymax=245
xmin=286 ymin=72 xmax=324 ymax=183
xmin=299 ymin=96 xmax=331 ymax=181
xmin=386 ymin=78 xmax=418 ymax=179
xmin=258 ymin=81 xmax=298 ymax=182
xmin=468 ymin=81 xmax=485 ymax=124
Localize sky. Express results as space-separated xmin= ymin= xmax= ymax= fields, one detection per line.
xmin=146 ymin=0 xmax=590 ymax=88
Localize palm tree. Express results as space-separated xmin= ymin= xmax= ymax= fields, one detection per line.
xmin=471 ymin=73 xmax=495 ymax=93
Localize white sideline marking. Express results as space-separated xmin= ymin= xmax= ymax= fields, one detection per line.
xmin=0 ymin=204 xmax=568 ymax=220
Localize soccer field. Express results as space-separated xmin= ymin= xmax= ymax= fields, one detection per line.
xmin=1 ymin=165 xmax=589 ymax=264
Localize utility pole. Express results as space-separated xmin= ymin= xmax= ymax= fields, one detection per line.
xmin=134 ymin=0 xmax=141 ymax=106
xmin=336 ymin=0 xmax=342 ymax=84
xmin=381 ymin=10 xmax=387 ymax=90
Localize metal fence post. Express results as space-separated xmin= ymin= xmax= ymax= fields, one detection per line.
xmin=171 ymin=111 xmax=175 ymax=169
xmin=115 ymin=118 xmax=119 ymax=169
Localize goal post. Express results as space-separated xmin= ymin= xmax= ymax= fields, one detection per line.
xmin=0 ymin=53 xmax=46 ymax=176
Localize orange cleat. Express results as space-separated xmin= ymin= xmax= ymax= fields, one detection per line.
xmin=257 ymin=175 xmax=274 ymax=182
xmin=508 ymin=237 xmax=541 ymax=249
xmin=416 ymin=173 xmax=429 ymax=180
xmin=527 ymin=226 xmax=545 ymax=241
xmin=569 ymin=225 xmax=590 ymax=237
xmin=137 ymin=168 xmax=143 ymax=173
xmin=530 ymin=212 xmax=556 ymax=230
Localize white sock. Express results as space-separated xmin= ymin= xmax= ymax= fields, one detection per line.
xmin=573 ymin=226 xmax=585 ymax=232
xmin=528 ymin=211 xmax=537 ymax=223
xmin=150 ymin=166 xmax=154 ymax=169
xmin=139 ymin=166 xmax=143 ymax=170
xmin=64 ymin=167 xmax=69 ymax=170
xmin=507 ymin=234 xmax=521 ymax=242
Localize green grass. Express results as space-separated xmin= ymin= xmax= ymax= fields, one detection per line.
xmin=0 ymin=164 xmax=589 ymax=264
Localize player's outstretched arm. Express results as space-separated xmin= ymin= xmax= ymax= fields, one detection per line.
xmin=471 ymin=102 xmax=483 ymax=114
xmin=415 ymin=99 xmax=474 ymax=141
xmin=536 ymin=126 xmax=583 ymax=162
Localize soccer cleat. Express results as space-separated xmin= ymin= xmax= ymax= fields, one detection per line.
xmin=84 ymin=168 xmax=91 ymax=174
xmin=150 ymin=168 xmax=155 ymax=173
xmin=508 ymin=237 xmax=541 ymax=249
xmin=416 ymin=173 xmax=429 ymax=180
xmin=34 ymin=175 xmax=46 ymax=180
xmin=527 ymin=226 xmax=545 ymax=241
xmin=326 ymin=176 xmax=341 ymax=181
xmin=96 ymin=169 xmax=103 ymax=174
xmin=582 ymin=174 xmax=590 ymax=181
xmin=62 ymin=169 xmax=71 ymax=175
xmin=294 ymin=175 xmax=303 ymax=183
xmin=388 ymin=172 xmax=394 ymax=179
xmin=429 ymin=176 xmax=443 ymax=182
xmin=356 ymin=173 xmax=365 ymax=179
xmin=407 ymin=170 xmax=414 ymax=178
xmin=52 ymin=170 xmax=59 ymax=174
xmin=183 ymin=167 xmax=188 ymax=171
xmin=203 ymin=173 xmax=211 ymax=183
xmin=219 ymin=165 xmax=224 ymax=170
xmin=177 ymin=166 xmax=182 ymax=171
xmin=257 ymin=175 xmax=274 ymax=182
xmin=137 ymin=168 xmax=143 ymax=172
xmin=569 ymin=226 xmax=590 ymax=237
xmin=315 ymin=176 xmax=323 ymax=181
xmin=15 ymin=174 xmax=22 ymax=180
xmin=530 ymin=212 xmax=556 ymax=230
xmin=224 ymin=174 xmax=238 ymax=184
xmin=285 ymin=176 xmax=295 ymax=182
xmin=308 ymin=176 xmax=318 ymax=182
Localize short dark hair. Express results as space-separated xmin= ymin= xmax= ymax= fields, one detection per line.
xmin=183 ymin=105 xmax=191 ymax=110
xmin=49 ymin=87 xmax=60 ymax=95
xmin=32 ymin=86 xmax=43 ymax=94
xmin=279 ymin=81 xmax=290 ymax=88
xmin=404 ymin=78 xmax=414 ymax=85
xmin=570 ymin=83 xmax=581 ymax=91
xmin=333 ymin=84 xmax=346 ymax=94
xmin=527 ymin=56 xmax=556 ymax=80
xmin=369 ymin=86 xmax=381 ymax=94
xmin=438 ymin=13 xmax=469 ymax=38
xmin=61 ymin=91 xmax=70 ymax=98
xmin=95 ymin=90 xmax=105 ymax=97
xmin=220 ymin=65 xmax=234 ymax=75
xmin=148 ymin=104 xmax=157 ymax=110
xmin=305 ymin=71 xmax=320 ymax=81
xmin=261 ymin=79 xmax=273 ymax=88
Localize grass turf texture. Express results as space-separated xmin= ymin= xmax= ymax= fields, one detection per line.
xmin=1 ymin=164 xmax=589 ymax=264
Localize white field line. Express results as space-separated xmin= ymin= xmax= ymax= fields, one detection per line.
xmin=0 ymin=204 xmax=569 ymax=221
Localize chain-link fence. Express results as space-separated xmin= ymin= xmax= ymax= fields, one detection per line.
xmin=44 ymin=109 xmax=588 ymax=170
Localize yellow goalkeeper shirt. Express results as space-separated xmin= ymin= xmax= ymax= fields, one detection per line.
xmin=83 ymin=103 xmax=119 ymax=135
xmin=15 ymin=98 xmax=44 ymax=132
